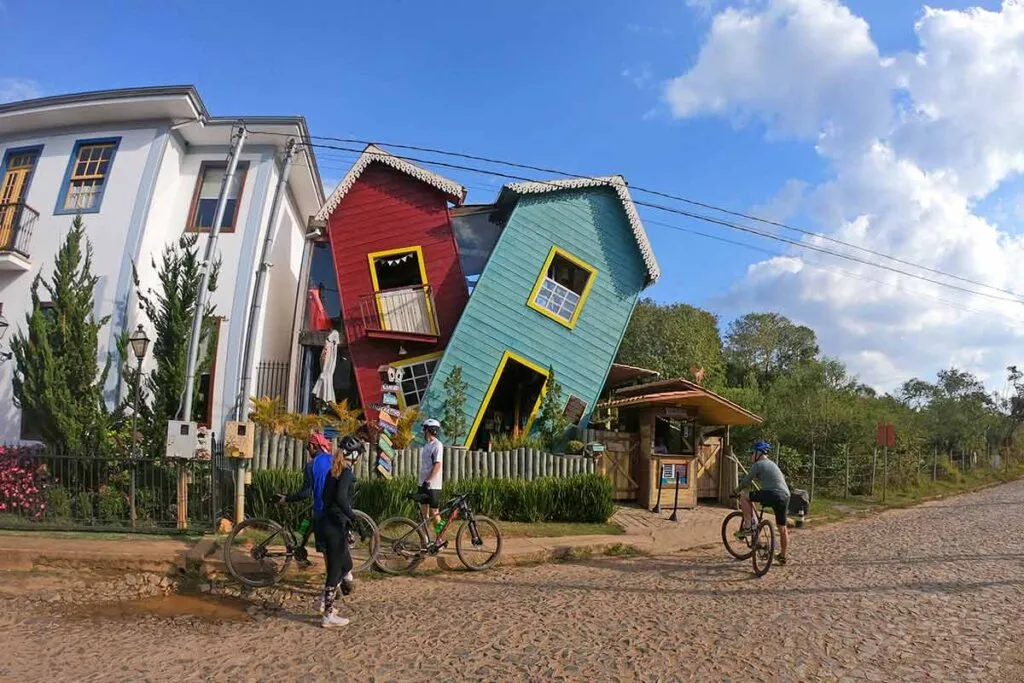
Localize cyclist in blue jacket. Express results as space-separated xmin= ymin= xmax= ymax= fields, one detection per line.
xmin=278 ymin=431 xmax=360 ymax=628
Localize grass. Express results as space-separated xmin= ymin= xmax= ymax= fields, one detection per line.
xmin=0 ymin=527 xmax=201 ymax=542
xmin=805 ymin=464 xmax=1024 ymax=526
xmin=496 ymin=521 xmax=623 ymax=538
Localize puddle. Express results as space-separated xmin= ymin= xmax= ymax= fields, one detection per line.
xmin=78 ymin=594 xmax=251 ymax=622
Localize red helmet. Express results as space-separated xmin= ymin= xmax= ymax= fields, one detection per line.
xmin=308 ymin=431 xmax=331 ymax=452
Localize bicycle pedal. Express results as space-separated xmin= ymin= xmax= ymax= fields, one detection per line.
xmin=428 ymin=540 xmax=448 ymax=554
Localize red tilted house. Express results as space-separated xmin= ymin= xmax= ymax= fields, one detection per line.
xmin=314 ymin=144 xmax=469 ymax=419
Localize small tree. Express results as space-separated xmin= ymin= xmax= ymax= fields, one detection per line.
xmin=441 ymin=365 xmax=469 ymax=446
xmin=536 ymin=367 xmax=570 ymax=451
xmin=11 ymin=215 xmax=112 ymax=454
xmin=118 ymin=233 xmax=220 ymax=456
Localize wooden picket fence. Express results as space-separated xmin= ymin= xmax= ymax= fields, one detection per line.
xmin=249 ymin=427 xmax=596 ymax=481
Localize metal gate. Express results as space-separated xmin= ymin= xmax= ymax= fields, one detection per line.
xmin=0 ymin=446 xmax=223 ymax=533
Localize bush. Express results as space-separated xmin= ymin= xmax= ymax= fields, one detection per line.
xmin=249 ymin=470 xmax=616 ymax=525
xmin=46 ymin=486 xmax=72 ymax=519
xmin=97 ymin=486 xmax=127 ymax=523
xmin=0 ymin=449 xmax=51 ymax=519
xmin=72 ymin=492 xmax=96 ymax=520
xmin=566 ymin=440 xmax=585 ymax=455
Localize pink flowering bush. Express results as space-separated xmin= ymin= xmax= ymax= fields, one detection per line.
xmin=0 ymin=446 xmax=51 ymax=519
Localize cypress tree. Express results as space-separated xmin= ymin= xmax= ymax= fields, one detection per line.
xmin=10 ymin=215 xmax=112 ymax=454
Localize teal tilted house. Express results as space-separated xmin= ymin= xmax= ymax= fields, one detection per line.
xmin=418 ymin=176 xmax=660 ymax=448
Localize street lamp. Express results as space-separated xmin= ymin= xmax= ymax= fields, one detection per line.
xmin=128 ymin=324 xmax=150 ymax=529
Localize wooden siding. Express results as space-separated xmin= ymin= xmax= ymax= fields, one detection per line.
xmin=326 ymin=164 xmax=468 ymax=411
xmin=419 ymin=188 xmax=648 ymax=445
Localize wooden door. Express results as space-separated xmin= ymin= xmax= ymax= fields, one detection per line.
xmin=600 ymin=435 xmax=640 ymax=500
xmin=379 ymin=287 xmax=432 ymax=335
xmin=0 ymin=151 xmax=37 ymax=248
xmin=696 ymin=437 xmax=722 ymax=500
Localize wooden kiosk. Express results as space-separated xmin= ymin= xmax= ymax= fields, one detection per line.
xmin=591 ymin=375 xmax=763 ymax=510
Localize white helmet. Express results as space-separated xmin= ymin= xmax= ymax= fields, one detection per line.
xmin=422 ymin=418 xmax=441 ymax=434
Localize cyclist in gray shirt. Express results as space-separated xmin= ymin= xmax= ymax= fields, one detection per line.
xmin=733 ymin=440 xmax=791 ymax=565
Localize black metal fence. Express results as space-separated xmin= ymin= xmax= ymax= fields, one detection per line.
xmin=255 ymin=360 xmax=289 ymax=401
xmin=0 ymin=444 xmax=231 ymax=533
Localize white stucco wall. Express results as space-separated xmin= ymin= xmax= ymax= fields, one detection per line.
xmin=0 ymin=124 xmax=166 ymax=441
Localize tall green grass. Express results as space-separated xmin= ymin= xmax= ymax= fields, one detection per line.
xmin=247 ymin=470 xmax=615 ymax=525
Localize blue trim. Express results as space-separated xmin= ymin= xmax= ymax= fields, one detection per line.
xmin=54 ymin=136 xmax=122 ymax=215
xmin=0 ymin=144 xmax=45 ymax=200
xmin=217 ymin=151 xmax=274 ymax=432
xmin=103 ymin=127 xmax=169 ymax=406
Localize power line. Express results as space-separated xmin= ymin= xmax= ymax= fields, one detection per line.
xmin=254 ymin=129 xmax=1023 ymax=301
xmin=283 ymin=139 xmax=1024 ymax=306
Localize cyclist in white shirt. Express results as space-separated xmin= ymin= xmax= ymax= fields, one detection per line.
xmin=419 ymin=418 xmax=444 ymax=533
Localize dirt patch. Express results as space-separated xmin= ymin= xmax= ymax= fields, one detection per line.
xmin=75 ymin=593 xmax=250 ymax=622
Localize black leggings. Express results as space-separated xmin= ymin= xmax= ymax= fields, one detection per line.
xmin=315 ymin=518 xmax=352 ymax=587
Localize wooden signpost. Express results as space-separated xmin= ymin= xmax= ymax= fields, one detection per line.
xmin=372 ymin=364 xmax=405 ymax=478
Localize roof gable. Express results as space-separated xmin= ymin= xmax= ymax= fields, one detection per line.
xmin=498 ymin=176 xmax=661 ymax=285
xmin=316 ymin=144 xmax=466 ymax=221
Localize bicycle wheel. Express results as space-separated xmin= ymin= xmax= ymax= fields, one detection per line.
xmin=751 ymin=520 xmax=775 ymax=577
xmin=348 ymin=509 xmax=381 ymax=573
xmin=456 ymin=515 xmax=502 ymax=571
xmin=375 ymin=517 xmax=427 ymax=575
xmin=224 ymin=518 xmax=293 ymax=587
xmin=722 ymin=510 xmax=754 ymax=560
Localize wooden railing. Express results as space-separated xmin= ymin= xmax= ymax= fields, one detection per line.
xmin=0 ymin=202 xmax=38 ymax=257
xmin=358 ymin=284 xmax=439 ymax=338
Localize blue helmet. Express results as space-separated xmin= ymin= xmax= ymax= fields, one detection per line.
xmin=753 ymin=440 xmax=772 ymax=455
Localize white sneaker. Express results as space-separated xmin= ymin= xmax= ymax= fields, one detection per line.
xmin=317 ymin=599 xmax=325 ymax=615
xmin=322 ymin=612 xmax=350 ymax=629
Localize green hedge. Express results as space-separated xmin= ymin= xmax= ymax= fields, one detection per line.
xmin=246 ymin=470 xmax=615 ymax=526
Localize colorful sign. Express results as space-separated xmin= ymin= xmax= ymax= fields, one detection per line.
xmin=370 ymin=402 xmax=401 ymax=418
xmin=660 ymin=462 xmax=689 ymax=486
xmin=376 ymin=433 xmax=395 ymax=480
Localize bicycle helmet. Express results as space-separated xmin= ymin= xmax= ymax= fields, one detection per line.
xmin=422 ymin=418 xmax=441 ymax=436
xmin=308 ymin=431 xmax=331 ymax=453
xmin=339 ymin=435 xmax=364 ymax=460
xmin=753 ymin=440 xmax=772 ymax=456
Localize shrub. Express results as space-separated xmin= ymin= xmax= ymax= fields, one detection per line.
xmin=46 ymin=486 xmax=72 ymax=519
xmin=489 ymin=433 xmax=546 ymax=451
xmin=72 ymin=492 xmax=96 ymax=520
xmin=566 ymin=440 xmax=585 ymax=455
xmin=97 ymin=486 xmax=127 ymax=523
xmin=0 ymin=448 xmax=51 ymax=519
xmin=249 ymin=470 xmax=617 ymax=525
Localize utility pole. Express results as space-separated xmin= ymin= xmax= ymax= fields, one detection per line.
xmin=236 ymin=138 xmax=298 ymax=421
xmin=183 ymin=124 xmax=248 ymax=423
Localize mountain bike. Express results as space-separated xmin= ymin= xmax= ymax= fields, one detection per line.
xmin=722 ymin=496 xmax=775 ymax=577
xmin=375 ymin=492 xmax=502 ymax=574
xmin=224 ymin=508 xmax=380 ymax=588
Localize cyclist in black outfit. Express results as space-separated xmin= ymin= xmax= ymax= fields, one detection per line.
xmin=315 ymin=434 xmax=363 ymax=629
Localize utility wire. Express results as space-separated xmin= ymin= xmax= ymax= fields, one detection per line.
xmin=250 ymin=129 xmax=1023 ymax=301
xmin=282 ymin=139 xmax=1024 ymax=306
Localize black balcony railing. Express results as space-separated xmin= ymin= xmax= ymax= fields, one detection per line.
xmin=0 ymin=202 xmax=38 ymax=258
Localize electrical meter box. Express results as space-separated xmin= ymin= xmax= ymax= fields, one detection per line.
xmin=194 ymin=425 xmax=212 ymax=461
xmin=165 ymin=421 xmax=199 ymax=459
xmin=225 ymin=421 xmax=255 ymax=458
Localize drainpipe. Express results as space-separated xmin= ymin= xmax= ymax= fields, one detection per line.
xmin=235 ymin=138 xmax=297 ymax=420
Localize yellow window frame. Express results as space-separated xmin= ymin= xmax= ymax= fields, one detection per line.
xmin=526 ymin=246 xmax=598 ymax=330
xmin=389 ymin=350 xmax=444 ymax=410
xmin=64 ymin=143 xmax=116 ymax=210
xmin=366 ymin=245 xmax=438 ymax=336
xmin=464 ymin=350 xmax=550 ymax=448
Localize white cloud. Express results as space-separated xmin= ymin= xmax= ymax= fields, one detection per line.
xmin=0 ymin=77 xmax=42 ymax=103
xmin=664 ymin=0 xmax=1024 ymax=392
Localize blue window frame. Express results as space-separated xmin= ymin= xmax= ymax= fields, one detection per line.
xmin=54 ymin=137 xmax=121 ymax=215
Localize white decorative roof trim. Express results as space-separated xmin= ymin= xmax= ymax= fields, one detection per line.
xmin=504 ymin=175 xmax=661 ymax=285
xmin=316 ymin=144 xmax=467 ymax=220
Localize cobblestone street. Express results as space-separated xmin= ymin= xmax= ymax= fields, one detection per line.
xmin=3 ymin=481 xmax=1023 ymax=682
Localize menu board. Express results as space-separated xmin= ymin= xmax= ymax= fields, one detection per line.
xmin=562 ymin=394 xmax=588 ymax=426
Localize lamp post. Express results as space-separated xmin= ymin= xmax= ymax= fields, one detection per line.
xmin=128 ymin=324 xmax=151 ymax=529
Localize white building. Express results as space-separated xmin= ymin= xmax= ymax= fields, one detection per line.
xmin=0 ymin=85 xmax=324 ymax=443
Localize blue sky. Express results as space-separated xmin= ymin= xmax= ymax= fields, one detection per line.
xmin=3 ymin=0 xmax=1021 ymax=390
